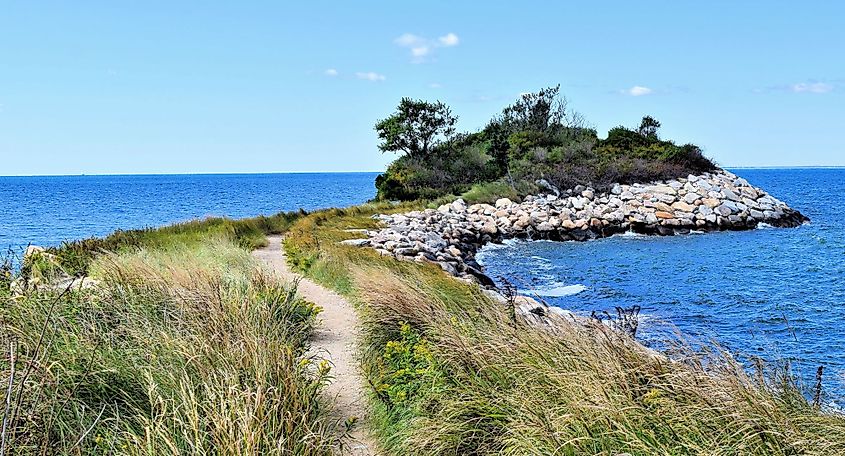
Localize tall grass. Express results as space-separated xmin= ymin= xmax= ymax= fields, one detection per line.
xmin=284 ymin=205 xmax=845 ymax=455
xmin=47 ymin=210 xmax=304 ymax=276
xmin=1 ymin=238 xmax=338 ymax=454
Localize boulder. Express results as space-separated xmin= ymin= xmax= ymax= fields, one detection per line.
xmin=495 ymin=198 xmax=513 ymax=208
xmin=683 ymin=192 xmax=701 ymax=204
xmin=648 ymin=185 xmax=677 ymax=195
xmin=722 ymin=188 xmax=741 ymax=202
xmin=671 ymin=201 xmax=695 ymax=212
xmin=702 ymin=198 xmax=721 ymax=208
xmin=480 ymin=220 xmax=498 ymax=234
xmin=715 ymin=205 xmax=733 ymax=217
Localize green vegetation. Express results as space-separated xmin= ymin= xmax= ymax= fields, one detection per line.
xmin=284 ymin=205 xmax=845 ymax=455
xmin=375 ymin=85 xmax=717 ymax=201
xmin=0 ymin=216 xmax=341 ymax=454
xmin=45 ymin=210 xmax=303 ymax=277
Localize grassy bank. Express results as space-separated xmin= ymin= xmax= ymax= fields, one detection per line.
xmin=0 ymin=214 xmax=342 ymax=454
xmin=44 ymin=210 xmax=303 ymax=277
xmin=285 ymin=204 xmax=845 ymax=455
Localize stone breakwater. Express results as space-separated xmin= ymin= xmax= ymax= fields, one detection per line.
xmin=347 ymin=171 xmax=808 ymax=286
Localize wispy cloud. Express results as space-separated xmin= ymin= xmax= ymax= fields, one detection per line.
xmin=438 ymin=33 xmax=459 ymax=47
xmin=324 ymin=68 xmax=338 ymax=77
xmin=757 ymin=80 xmax=837 ymax=94
xmin=790 ymin=81 xmax=833 ymax=94
xmin=428 ymin=82 xmax=442 ymax=89
xmin=622 ymin=85 xmax=654 ymax=96
xmin=394 ymin=32 xmax=460 ymax=63
xmin=356 ymin=71 xmax=386 ymax=82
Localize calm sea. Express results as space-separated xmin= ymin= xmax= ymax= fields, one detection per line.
xmin=0 ymin=172 xmax=378 ymax=252
xmin=478 ymin=168 xmax=845 ymax=403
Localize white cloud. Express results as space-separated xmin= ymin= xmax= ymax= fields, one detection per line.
xmin=438 ymin=33 xmax=459 ymax=47
xmin=324 ymin=68 xmax=338 ymax=77
xmin=356 ymin=71 xmax=386 ymax=82
xmin=625 ymin=85 xmax=653 ymax=96
xmin=394 ymin=33 xmax=424 ymax=47
xmin=428 ymin=82 xmax=442 ymax=89
xmin=411 ymin=46 xmax=430 ymax=57
xmin=791 ymin=82 xmax=833 ymax=93
xmin=394 ymin=32 xmax=460 ymax=62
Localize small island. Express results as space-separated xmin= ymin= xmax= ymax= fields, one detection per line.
xmin=352 ymin=87 xmax=808 ymax=285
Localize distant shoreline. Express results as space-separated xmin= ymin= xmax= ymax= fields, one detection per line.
xmin=4 ymin=166 xmax=845 ymax=178
xmin=0 ymin=170 xmax=383 ymax=178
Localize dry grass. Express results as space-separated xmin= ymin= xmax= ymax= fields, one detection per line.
xmin=284 ymin=205 xmax=845 ymax=456
xmin=1 ymin=238 xmax=339 ymax=455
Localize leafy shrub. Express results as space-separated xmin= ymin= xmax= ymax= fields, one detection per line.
xmin=372 ymin=322 xmax=441 ymax=407
xmin=374 ymin=87 xmax=718 ymax=201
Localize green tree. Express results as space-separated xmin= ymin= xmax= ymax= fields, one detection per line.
xmin=499 ymin=85 xmax=584 ymax=134
xmin=637 ymin=115 xmax=661 ymax=139
xmin=375 ymin=98 xmax=457 ymax=158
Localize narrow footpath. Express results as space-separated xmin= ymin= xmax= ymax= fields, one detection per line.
xmin=252 ymin=235 xmax=376 ymax=455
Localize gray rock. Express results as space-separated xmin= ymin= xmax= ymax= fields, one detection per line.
xmin=722 ymin=188 xmax=741 ymax=202
xmin=715 ymin=205 xmax=732 ymax=217
xmin=683 ymin=192 xmax=701 ymax=204
xmin=438 ymin=262 xmax=458 ymax=275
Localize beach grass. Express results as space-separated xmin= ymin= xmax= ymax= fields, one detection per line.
xmin=284 ymin=204 xmax=845 ymax=455
xmin=45 ymin=210 xmax=304 ymax=277
xmin=1 ymin=234 xmax=339 ymax=454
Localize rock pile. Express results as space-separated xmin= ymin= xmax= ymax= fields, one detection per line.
xmin=346 ymin=170 xmax=808 ymax=285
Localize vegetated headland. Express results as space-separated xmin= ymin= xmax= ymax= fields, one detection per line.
xmin=2 ymin=86 xmax=841 ymax=455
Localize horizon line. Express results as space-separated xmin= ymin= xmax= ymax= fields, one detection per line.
xmin=3 ymin=165 xmax=845 ymax=178
xmin=0 ymin=170 xmax=384 ymax=178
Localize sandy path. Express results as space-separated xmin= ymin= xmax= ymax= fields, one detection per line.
xmin=252 ymin=235 xmax=376 ymax=455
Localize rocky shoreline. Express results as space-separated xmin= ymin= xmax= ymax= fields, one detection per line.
xmin=345 ymin=170 xmax=808 ymax=287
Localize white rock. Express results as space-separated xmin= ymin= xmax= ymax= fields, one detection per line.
xmin=495 ymin=198 xmax=513 ymax=208
xmin=683 ymin=192 xmax=701 ymax=204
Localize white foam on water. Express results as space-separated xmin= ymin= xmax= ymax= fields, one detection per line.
xmin=757 ymin=222 xmax=774 ymax=229
xmin=527 ymin=283 xmax=588 ymax=297
xmin=618 ymin=230 xmax=647 ymax=238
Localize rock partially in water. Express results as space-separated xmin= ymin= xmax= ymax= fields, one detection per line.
xmin=357 ymin=171 xmax=809 ymax=286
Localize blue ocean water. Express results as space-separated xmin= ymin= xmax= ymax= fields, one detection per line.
xmin=478 ymin=168 xmax=845 ymax=400
xmin=0 ymin=173 xmax=377 ymax=252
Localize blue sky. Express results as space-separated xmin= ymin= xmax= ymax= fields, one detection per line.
xmin=1 ymin=1 xmax=843 ymax=175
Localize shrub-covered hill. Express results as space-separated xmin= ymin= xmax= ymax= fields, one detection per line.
xmin=374 ymin=85 xmax=717 ymax=202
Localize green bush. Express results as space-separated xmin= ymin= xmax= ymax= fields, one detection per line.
xmin=374 ymin=87 xmax=717 ymax=201
xmin=373 ymin=322 xmax=441 ymax=407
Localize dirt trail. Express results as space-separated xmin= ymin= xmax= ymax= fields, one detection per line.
xmin=252 ymin=235 xmax=376 ymax=455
